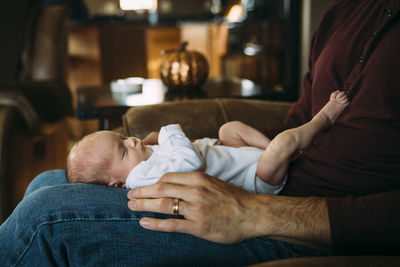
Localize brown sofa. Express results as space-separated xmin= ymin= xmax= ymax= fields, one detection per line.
xmin=122 ymin=98 xmax=291 ymax=139
xmin=121 ymin=98 xmax=400 ymax=266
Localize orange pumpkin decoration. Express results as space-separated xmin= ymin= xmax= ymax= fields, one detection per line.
xmin=159 ymin=42 xmax=209 ymax=92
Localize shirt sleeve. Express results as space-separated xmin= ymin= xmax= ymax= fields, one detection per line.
xmin=158 ymin=124 xmax=205 ymax=172
xmin=326 ymin=191 xmax=400 ymax=254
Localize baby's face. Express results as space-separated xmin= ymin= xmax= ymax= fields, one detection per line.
xmin=91 ymin=131 xmax=152 ymax=184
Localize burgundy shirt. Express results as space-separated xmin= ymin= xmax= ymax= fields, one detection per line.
xmin=280 ymin=0 xmax=400 ymax=254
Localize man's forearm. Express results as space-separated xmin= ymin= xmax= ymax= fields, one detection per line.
xmin=249 ymin=194 xmax=332 ymax=251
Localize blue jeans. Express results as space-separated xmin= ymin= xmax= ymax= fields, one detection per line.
xmin=0 ymin=170 xmax=329 ymax=266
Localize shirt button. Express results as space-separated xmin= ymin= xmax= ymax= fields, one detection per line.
xmin=359 ymin=56 xmax=364 ymax=63
xmin=372 ymin=31 xmax=377 ymax=38
xmin=385 ymin=8 xmax=392 ymax=18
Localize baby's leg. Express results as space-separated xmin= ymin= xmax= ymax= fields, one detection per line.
xmin=219 ymin=121 xmax=270 ymax=149
xmin=256 ymin=90 xmax=349 ymax=186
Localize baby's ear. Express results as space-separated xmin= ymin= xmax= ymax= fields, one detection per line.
xmin=108 ymin=181 xmax=118 ymax=188
xmin=108 ymin=181 xmax=126 ymax=188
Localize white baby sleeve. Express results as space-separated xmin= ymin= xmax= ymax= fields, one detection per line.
xmin=125 ymin=124 xmax=205 ymax=189
xmin=157 ymin=124 xmax=205 ymax=172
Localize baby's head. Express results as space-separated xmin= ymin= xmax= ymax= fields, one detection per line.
xmin=66 ymin=131 xmax=152 ymax=188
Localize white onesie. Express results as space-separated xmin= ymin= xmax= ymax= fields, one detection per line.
xmin=126 ymin=124 xmax=284 ymax=194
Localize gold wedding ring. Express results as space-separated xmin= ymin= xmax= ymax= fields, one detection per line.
xmin=172 ymin=198 xmax=180 ymax=215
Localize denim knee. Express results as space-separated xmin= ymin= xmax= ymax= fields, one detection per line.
xmin=1 ymin=184 xmax=135 ymax=266
xmin=24 ymin=169 xmax=68 ymax=198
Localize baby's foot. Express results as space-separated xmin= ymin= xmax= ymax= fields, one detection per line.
xmin=318 ymin=90 xmax=349 ymax=124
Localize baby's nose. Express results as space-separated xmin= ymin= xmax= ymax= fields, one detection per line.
xmin=127 ymin=138 xmax=135 ymax=148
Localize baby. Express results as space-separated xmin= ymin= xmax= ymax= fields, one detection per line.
xmin=67 ymin=91 xmax=349 ymax=194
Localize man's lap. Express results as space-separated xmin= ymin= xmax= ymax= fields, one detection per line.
xmin=1 ymin=170 xmax=328 ymax=266
xmin=24 ymin=169 xmax=69 ymax=198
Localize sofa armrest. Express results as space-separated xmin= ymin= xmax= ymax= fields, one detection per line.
xmin=122 ymin=98 xmax=292 ymax=139
xmin=0 ymin=90 xmax=39 ymax=134
xmin=0 ymin=82 xmax=73 ymax=130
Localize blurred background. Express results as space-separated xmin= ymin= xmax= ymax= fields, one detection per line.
xmin=51 ymin=0 xmax=333 ymax=138
xmin=0 ymin=0 xmax=334 ymax=222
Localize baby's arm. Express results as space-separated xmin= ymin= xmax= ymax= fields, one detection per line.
xmin=158 ymin=124 xmax=205 ymax=171
xmin=218 ymin=121 xmax=271 ymax=149
xmin=126 ymin=125 xmax=204 ymax=189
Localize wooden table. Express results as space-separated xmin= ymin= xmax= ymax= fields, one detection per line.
xmin=77 ymin=77 xmax=266 ymax=130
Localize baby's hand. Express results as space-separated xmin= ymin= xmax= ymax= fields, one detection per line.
xmin=143 ymin=132 xmax=159 ymax=145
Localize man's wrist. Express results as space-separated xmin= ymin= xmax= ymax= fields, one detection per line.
xmin=243 ymin=194 xmax=332 ymax=251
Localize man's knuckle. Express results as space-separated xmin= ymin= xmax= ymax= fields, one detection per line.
xmin=155 ymin=183 xmax=165 ymax=195
xmin=190 ymin=172 xmax=206 ymax=182
xmin=188 ymin=186 xmax=207 ymax=198
xmin=159 ymin=198 xmax=170 ymax=211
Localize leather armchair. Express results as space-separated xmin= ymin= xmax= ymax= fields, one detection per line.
xmin=0 ymin=1 xmax=73 ymax=222
xmin=121 ymin=98 xmax=400 ymax=266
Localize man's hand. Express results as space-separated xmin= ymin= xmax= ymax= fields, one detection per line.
xmin=127 ymin=172 xmax=259 ymax=244
xmin=127 ymin=172 xmax=332 ymax=250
